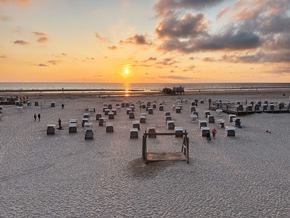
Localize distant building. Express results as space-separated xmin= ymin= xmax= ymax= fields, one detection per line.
xmin=162 ymin=86 xmax=184 ymax=95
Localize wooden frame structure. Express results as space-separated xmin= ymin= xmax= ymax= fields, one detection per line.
xmin=142 ymin=131 xmax=189 ymax=164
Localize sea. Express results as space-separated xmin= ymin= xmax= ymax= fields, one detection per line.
xmin=1 ymin=82 xmax=290 ymax=94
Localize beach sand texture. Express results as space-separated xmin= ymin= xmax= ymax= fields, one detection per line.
xmin=1 ymin=92 xmax=290 ymax=217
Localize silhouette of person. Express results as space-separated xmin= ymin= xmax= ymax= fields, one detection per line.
xmin=58 ymin=118 xmax=62 ymax=130
xmin=38 ymin=113 xmax=41 ymax=121
xmin=212 ymin=128 xmax=217 ymax=138
xmin=34 ymin=114 xmax=37 ymax=121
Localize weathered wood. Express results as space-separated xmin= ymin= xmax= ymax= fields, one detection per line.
xmin=146 ymin=152 xmax=187 ymax=162
xmin=142 ymin=134 xmax=146 ymax=161
xmin=144 ymin=132 xmax=188 ymax=136
xmin=142 ymin=130 xmax=189 ymax=164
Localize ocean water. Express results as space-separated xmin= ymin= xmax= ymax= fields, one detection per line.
xmin=1 ymin=82 xmax=290 ymax=93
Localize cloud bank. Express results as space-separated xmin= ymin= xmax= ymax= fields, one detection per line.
xmin=154 ymin=0 xmax=290 ymax=63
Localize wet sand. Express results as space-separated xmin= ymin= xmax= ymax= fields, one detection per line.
xmin=1 ymin=91 xmax=290 ymax=217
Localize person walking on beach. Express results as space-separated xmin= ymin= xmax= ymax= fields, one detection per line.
xmin=212 ymin=128 xmax=217 ymax=138
xmin=34 ymin=114 xmax=37 ymax=121
xmin=38 ymin=113 xmax=41 ymax=121
xmin=206 ymin=132 xmax=211 ymax=142
xmin=58 ymin=118 xmax=62 ymax=130
xmin=62 ymin=104 xmax=64 ymax=109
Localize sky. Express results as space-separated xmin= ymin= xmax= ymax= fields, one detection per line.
xmin=1 ymin=0 xmax=290 ymax=83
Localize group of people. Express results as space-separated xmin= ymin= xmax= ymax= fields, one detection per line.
xmin=206 ymin=128 xmax=217 ymax=142
xmin=34 ymin=104 xmax=64 ymax=122
xmin=34 ymin=113 xmax=41 ymax=121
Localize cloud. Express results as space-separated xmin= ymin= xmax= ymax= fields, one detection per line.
xmin=155 ymin=13 xmax=208 ymax=39
xmin=222 ymin=51 xmax=290 ymax=63
xmin=48 ymin=60 xmax=60 ymax=65
xmin=33 ymin=32 xmax=49 ymax=43
xmin=153 ymin=0 xmax=290 ymax=66
xmin=155 ymin=0 xmax=227 ymax=17
xmin=203 ymin=57 xmax=216 ymax=62
xmin=38 ymin=64 xmax=47 ymax=67
xmin=13 ymin=40 xmax=29 ymax=45
xmin=159 ymin=26 xmax=261 ymax=53
xmin=155 ymin=11 xmax=262 ymax=53
xmin=95 ymin=32 xmax=109 ymax=43
xmin=108 ymin=45 xmax=117 ymax=50
xmin=156 ymin=57 xmax=177 ymax=66
xmin=0 ymin=55 xmax=7 ymax=58
xmin=216 ymin=7 xmax=229 ymax=20
xmin=147 ymin=57 xmax=157 ymax=61
xmin=119 ymin=34 xmax=152 ymax=45
xmin=37 ymin=37 xmax=49 ymax=43
xmin=259 ymin=15 xmax=290 ymax=35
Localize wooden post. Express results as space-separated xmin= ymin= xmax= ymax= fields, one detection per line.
xmin=142 ymin=131 xmax=147 ymax=161
xmin=186 ymin=132 xmax=189 ymax=164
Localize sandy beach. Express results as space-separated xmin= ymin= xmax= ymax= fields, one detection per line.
xmin=1 ymin=91 xmax=290 ymax=217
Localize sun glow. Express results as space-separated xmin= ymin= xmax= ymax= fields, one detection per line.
xmin=120 ymin=64 xmax=131 ymax=80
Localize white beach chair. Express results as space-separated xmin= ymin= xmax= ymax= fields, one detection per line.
xmin=174 ymin=127 xmax=184 ymax=137
xmin=201 ymin=127 xmax=210 ymax=137
xmin=130 ymin=128 xmax=138 ymax=139
xmin=106 ymin=123 xmax=114 ymax=133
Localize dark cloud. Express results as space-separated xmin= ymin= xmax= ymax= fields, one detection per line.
xmin=259 ymin=15 xmax=290 ymax=34
xmin=155 ymin=13 xmax=208 ymax=39
xmin=13 ymin=40 xmax=29 ymax=45
xmin=38 ymin=64 xmax=47 ymax=67
xmin=0 ymin=55 xmax=7 ymax=58
xmin=155 ymin=0 xmax=226 ymax=17
xmin=154 ymin=0 xmax=290 ymax=66
xmin=159 ymin=28 xmax=261 ymax=53
xmin=120 ymin=34 xmax=151 ymax=45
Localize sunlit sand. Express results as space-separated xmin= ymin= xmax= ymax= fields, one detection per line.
xmin=1 ymin=91 xmax=290 ymax=217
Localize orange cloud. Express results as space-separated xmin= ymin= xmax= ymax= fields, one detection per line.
xmin=108 ymin=45 xmax=117 ymax=50
xmin=33 ymin=32 xmax=49 ymax=43
xmin=37 ymin=37 xmax=48 ymax=43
